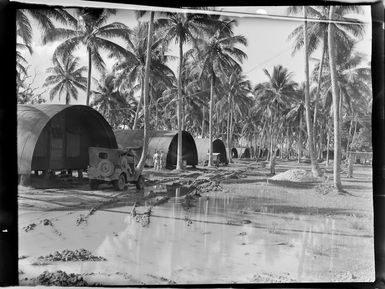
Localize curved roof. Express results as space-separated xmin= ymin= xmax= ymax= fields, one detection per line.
xmin=195 ymin=138 xmax=228 ymax=164
xmin=114 ymin=130 xmax=198 ymax=167
xmin=236 ymin=147 xmax=251 ymax=158
xmin=18 ymin=105 xmax=117 ymax=174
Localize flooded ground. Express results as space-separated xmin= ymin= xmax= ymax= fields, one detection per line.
xmin=18 ymin=160 xmax=375 ymax=284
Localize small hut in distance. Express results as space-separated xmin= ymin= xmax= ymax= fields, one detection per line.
xmin=194 ymin=138 xmax=228 ymax=165
xmin=232 ymin=147 xmax=251 ymax=159
xmin=114 ymin=130 xmax=198 ymax=169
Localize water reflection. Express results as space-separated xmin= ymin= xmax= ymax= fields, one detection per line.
xmin=85 ymin=191 xmax=369 ymax=284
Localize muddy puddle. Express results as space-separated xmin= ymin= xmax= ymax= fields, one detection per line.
xmin=19 ymin=185 xmax=374 ymax=284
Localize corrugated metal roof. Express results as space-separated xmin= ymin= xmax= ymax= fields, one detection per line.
xmin=114 ymin=130 xmax=198 ymax=167
xmin=194 ymin=138 xmax=228 ymax=164
xmin=235 ymin=147 xmax=251 ymax=158
xmin=18 ymin=104 xmax=117 ymax=174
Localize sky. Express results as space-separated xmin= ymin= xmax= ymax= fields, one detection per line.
xmin=20 ymin=5 xmax=372 ymax=105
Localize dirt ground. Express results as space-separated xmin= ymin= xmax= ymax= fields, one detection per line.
xmin=18 ymin=159 xmax=375 ymax=285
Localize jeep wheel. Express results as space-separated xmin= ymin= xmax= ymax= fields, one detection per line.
xmin=113 ymin=173 xmax=126 ymax=191
xmin=89 ymin=179 xmax=99 ymax=190
xmin=135 ymin=175 xmax=144 ymax=190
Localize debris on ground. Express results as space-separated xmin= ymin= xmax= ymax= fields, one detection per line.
xmin=23 ymin=223 xmax=36 ymax=232
xmin=315 ymin=177 xmax=335 ymax=195
xmin=152 ymin=196 xmax=169 ymax=206
xmin=41 ymin=219 xmax=52 ymax=226
xmin=75 ymin=194 xmax=121 ymax=226
xmin=130 ymin=204 xmax=152 ymax=227
xmin=37 ymin=249 xmax=107 ymax=262
xmin=36 ymin=270 xmax=88 ymax=286
xmin=251 ymin=272 xmax=295 ymax=283
xmin=270 ymin=169 xmax=319 ymax=183
xmin=184 ymin=216 xmax=193 ymax=226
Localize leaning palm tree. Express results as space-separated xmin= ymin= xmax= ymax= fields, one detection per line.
xmin=43 ymin=54 xmax=87 ymax=104
xmin=43 ymin=8 xmax=132 ymax=106
xmin=192 ymin=20 xmax=247 ymax=166
xmin=157 ymin=12 xmax=217 ymax=170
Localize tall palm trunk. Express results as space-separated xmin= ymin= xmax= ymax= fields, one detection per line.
xmin=181 ymin=95 xmax=185 ymax=131
xmin=86 ymin=47 xmax=92 ymax=106
xmin=155 ymin=102 xmax=158 ymax=130
xmin=346 ymin=115 xmax=354 ymax=155
xmin=313 ymin=36 xmax=327 ymax=145
xmin=132 ymin=77 xmax=144 ymax=129
xmin=201 ymin=106 xmax=205 ymax=138
xmin=66 ymin=91 xmax=70 ymax=105
xmin=176 ymin=38 xmax=183 ymax=170
xmin=229 ymin=95 xmax=234 ymax=162
xmin=298 ymin=114 xmax=302 ymax=163
xmin=326 ymin=124 xmax=330 ymax=166
xmin=270 ymin=114 xmax=276 ymax=174
xmin=328 ymin=6 xmax=343 ymax=191
xmin=318 ymin=122 xmax=324 ymax=160
xmin=137 ymin=12 xmax=154 ymax=172
xmin=304 ymin=7 xmax=321 ymax=177
xmin=226 ymin=93 xmax=232 ymax=163
xmin=208 ymin=76 xmax=214 ymax=167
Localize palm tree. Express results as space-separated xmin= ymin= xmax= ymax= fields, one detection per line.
xmin=303 ymin=7 xmax=322 ymax=177
xmin=287 ymin=5 xmax=365 ymax=152
xmin=43 ymin=8 xmax=132 ymax=106
xmin=113 ymin=22 xmax=175 ymax=130
xmin=193 ymin=20 xmax=247 ymax=166
xmin=254 ymin=65 xmax=297 ymax=174
xmin=16 ymin=8 xmax=77 ymax=49
xmin=286 ymin=83 xmax=307 ymax=163
xmin=328 ymin=6 xmax=343 ymax=191
xmin=90 ymin=72 xmax=134 ymax=128
xmin=43 ymin=54 xmax=87 ymax=104
xmin=157 ymin=12 xmax=216 ymax=170
xmin=217 ymin=69 xmax=251 ymax=163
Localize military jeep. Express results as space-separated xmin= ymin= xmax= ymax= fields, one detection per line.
xmin=87 ymin=147 xmax=144 ymax=191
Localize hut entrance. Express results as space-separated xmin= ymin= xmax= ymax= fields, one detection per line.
xmin=167 ymin=132 xmax=198 ymax=168
xmin=49 ymin=113 xmax=65 ymax=169
xmin=114 ymin=130 xmax=198 ymax=169
xmin=231 ymin=148 xmax=238 ymax=158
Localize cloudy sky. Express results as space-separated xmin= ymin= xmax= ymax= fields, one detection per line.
xmin=20 ymin=5 xmax=372 ymax=105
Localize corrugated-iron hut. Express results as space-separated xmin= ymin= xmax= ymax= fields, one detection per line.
xmin=18 ymin=105 xmax=117 ymax=179
xmin=232 ymin=147 xmax=251 ymax=159
xmin=114 ymin=130 xmax=198 ymax=168
xmin=194 ymin=138 xmax=228 ymax=165
xmin=231 ymin=148 xmax=238 ymax=158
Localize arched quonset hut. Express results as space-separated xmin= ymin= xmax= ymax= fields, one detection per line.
xmin=18 ymin=105 xmax=117 ymax=179
xmin=231 ymin=147 xmax=238 ymax=159
xmin=234 ymin=147 xmax=251 ymax=158
xmin=194 ymin=138 xmax=228 ymax=165
xmin=114 ymin=130 xmax=198 ymax=168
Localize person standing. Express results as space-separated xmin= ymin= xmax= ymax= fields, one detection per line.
xmin=153 ymin=151 xmax=160 ymax=171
